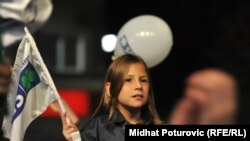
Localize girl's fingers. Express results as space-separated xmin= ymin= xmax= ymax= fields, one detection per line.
xmin=63 ymin=125 xmax=78 ymax=141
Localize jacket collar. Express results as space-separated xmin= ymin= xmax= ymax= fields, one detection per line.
xmin=110 ymin=109 xmax=151 ymax=125
xmin=110 ymin=109 xmax=126 ymax=125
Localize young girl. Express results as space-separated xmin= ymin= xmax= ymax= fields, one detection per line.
xmin=63 ymin=54 xmax=162 ymax=141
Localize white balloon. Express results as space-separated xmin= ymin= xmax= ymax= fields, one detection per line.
xmin=114 ymin=15 xmax=173 ymax=68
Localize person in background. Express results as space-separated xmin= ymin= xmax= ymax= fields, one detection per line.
xmin=62 ymin=54 xmax=163 ymax=141
xmin=0 ymin=58 xmax=12 ymax=141
xmin=169 ymin=68 xmax=238 ymax=125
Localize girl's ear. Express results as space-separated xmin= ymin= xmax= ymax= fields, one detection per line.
xmin=105 ymin=82 xmax=111 ymax=97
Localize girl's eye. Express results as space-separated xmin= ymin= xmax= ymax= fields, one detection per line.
xmin=140 ymin=79 xmax=148 ymax=82
xmin=125 ymin=78 xmax=132 ymax=82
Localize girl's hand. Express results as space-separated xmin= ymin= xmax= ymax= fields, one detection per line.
xmin=61 ymin=112 xmax=79 ymax=141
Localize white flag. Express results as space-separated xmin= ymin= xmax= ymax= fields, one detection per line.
xmin=2 ymin=27 xmax=63 ymax=141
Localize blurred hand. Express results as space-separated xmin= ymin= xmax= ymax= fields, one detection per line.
xmin=170 ymin=69 xmax=238 ymax=125
xmin=168 ymin=90 xmax=236 ymax=124
xmin=168 ymin=98 xmax=202 ymax=124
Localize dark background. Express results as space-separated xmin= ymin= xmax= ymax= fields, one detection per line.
xmin=103 ymin=0 xmax=250 ymax=123
xmin=4 ymin=0 xmax=250 ymax=140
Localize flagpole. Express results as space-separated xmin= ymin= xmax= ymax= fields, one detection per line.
xmin=57 ymin=98 xmax=71 ymax=123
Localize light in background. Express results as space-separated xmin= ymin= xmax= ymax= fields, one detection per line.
xmin=101 ymin=34 xmax=117 ymax=52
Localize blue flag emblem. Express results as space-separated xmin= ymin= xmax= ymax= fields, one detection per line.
xmin=12 ymin=60 xmax=40 ymax=122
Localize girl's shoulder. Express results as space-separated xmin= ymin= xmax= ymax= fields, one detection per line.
xmin=79 ymin=115 xmax=109 ymax=140
xmin=82 ymin=114 xmax=109 ymax=129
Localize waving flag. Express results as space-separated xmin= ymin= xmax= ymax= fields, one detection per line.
xmin=2 ymin=27 xmax=64 ymax=141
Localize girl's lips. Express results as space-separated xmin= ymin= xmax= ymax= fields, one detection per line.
xmin=132 ymin=94 xmax=143 ymax=99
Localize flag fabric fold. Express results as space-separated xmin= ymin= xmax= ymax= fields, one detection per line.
xmin=2 ymin=27 xmax=62 ymax=141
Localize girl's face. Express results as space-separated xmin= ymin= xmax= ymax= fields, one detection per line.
xmin=117 ymin=63 xmax=149 ymax=110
